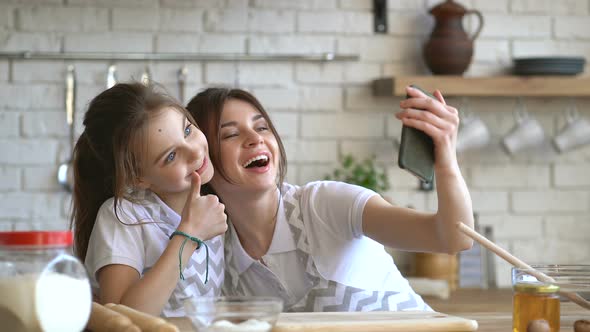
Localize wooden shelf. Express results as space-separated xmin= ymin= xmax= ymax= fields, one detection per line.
xmin=373 ymin=76 xmax=590 ymax=97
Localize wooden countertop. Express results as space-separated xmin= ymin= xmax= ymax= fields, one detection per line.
xmin=426 ymin=289 xmax=589 ymax=332
xmin=169 ymin=289 xmax=589 ymax=331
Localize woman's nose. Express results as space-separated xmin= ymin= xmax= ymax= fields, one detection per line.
xmin=245 ymin=129 xmax=263 ymax=147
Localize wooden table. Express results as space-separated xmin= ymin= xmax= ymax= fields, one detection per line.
xmin=426 ymin=288 xmax=589 ymax=332
xmin=169 ymin=289 xmax=589 ymax=331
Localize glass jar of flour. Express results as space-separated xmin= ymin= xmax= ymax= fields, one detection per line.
xmin=0 ymin=231 xmax=92 ymax=332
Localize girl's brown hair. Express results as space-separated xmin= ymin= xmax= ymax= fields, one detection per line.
xmin=186 ymin=88 xmax=287 ymax=193
xmin=70 ymin=82 xmax=191 ymax=261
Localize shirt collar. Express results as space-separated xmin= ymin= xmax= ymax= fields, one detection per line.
xmin=229 ymin=191 xmax=297 ymax=275
xmin=143 ymin=190 xmax=181 ymax=230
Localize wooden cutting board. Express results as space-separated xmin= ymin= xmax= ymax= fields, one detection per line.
xmin=272 ymin=311 xmax=478 ymax=332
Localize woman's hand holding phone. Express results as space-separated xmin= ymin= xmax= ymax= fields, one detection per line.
xmin=397 ymin=85 xmax=460 ymax=178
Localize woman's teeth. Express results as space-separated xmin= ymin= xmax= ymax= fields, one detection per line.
xmin=243 ymin=155 xmax=269 ymax=168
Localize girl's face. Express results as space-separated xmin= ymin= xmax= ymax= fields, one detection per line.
xmin=138 ymin=107 xmax=213 ymax=202
xmin=211 ymin=99 xmax=279 ymax=193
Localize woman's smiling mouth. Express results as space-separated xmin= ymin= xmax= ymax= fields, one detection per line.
xmin=242 ymin=153 xmax=270 ymax=169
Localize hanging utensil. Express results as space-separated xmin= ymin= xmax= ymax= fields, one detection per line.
xmin=57 ymin=65 xmax=76 ymax=192
xmin=106 ymin=64 xmax=117 ymax=89
xmin=140 ymin=66 xmax=151 ymax=86
xmin=177 ymin=66 xmax=187 ymax=103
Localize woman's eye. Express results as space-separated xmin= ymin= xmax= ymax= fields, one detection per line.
xmin=184 ymin=124 xmax=192 ymax=138
xmin=165 ymin=151 xmax=176 ymax=163
xmin=257 ymin=126 xmax=269 ymax=132
xmin=223 ymin=133 xmax=238 ymax=139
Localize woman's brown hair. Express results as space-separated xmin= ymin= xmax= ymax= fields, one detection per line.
xmin=186 ymin=88 xmax=287 ymax=193
xmin=70 ymin=82 xmax=192 ymax=261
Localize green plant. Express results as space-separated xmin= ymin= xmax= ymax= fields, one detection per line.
xmin=324 ymin=154 xmax=390 ymax=193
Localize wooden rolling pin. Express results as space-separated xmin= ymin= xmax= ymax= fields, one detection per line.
xmin=86 ymin=302 xmax=141 ymax=332
xmin=105 ymin=303 xmax=179 ymax=332
xmin=457 ymin=222 xmax=590 ymax=311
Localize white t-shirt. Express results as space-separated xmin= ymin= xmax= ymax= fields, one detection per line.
xmin=84 ymin=190 xmax=224 ymax=317
xmin=226 ymin=181 xmax=428 ymax=311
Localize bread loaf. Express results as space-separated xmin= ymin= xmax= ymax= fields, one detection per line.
xmin=86 ymin=302 xmax=140 ymax=332
xmin=105 ymin=303 xmax=179 ymax=332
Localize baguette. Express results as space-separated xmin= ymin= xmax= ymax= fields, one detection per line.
xmin=105 ymin=303 xmax=179 ymax=332
xmin=86 ymin=302 xmax=141 ymax=332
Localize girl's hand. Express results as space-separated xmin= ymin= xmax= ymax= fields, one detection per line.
xmin=396 ymin=85 xmax=459 ymax=173
xmin=178 ymin=172 xmax=227 ymax=240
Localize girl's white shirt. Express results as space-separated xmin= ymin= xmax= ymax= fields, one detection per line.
xmin=226 ymin=181 xmax=422 ymax=309
xmin=84 ymin=190 xmax=224 ymax=317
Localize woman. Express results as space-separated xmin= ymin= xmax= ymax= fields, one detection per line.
xmin=187 ymin=86 xmax=474 ymax=312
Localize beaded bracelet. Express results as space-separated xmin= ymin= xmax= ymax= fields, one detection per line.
xmin=169 ymin=230 xmax=209 ymax=283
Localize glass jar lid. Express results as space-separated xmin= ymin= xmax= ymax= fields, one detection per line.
xmin=514 ymin=282 xmax=560 ymax=294
xmin=0 ymin=231 xmax=73 ymax=248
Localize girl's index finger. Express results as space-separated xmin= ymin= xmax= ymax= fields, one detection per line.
xmin=190 ymin=171 xmax=202 ymax=198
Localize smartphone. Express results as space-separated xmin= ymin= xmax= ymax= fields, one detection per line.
xmin=397 ymin=84 xmax=435 ymax=183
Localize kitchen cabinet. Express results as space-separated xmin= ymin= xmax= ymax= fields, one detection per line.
xmin=373 ymin=76 xmax=590 ymax=97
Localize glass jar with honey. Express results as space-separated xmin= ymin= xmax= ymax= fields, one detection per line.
xmin=512 ymin=267 xmax=560 ymax=332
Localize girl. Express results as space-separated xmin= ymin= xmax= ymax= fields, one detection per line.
xmin=71 ymin=83 xmax=227 ymax=317
xmin=187 ymin=86 xmax=474 ymax=312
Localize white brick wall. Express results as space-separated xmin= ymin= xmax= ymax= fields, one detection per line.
xmin=509 ymin=0 xmax=589 ymax=15
xmin=0 ymin=112 xmax=19 ymax=138
xmin=18 ymin=7 xmax=109 ymax=32
xmin=249 ymin=10 xmax=295 ymax=33
xmin=1 ymin=5 xmax=14 ymax=29
xmin=1 ymin=0 xmax=589 ymax=287
xmin=158 ymin=9 xmax=204 ymax=33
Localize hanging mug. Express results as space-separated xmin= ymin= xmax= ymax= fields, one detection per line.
xmin=502 ymin=100 xmax=545 ymax=155
xmin=553 ymin=105 xmax=590 ymax=153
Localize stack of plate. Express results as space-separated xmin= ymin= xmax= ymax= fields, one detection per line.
xmin=513 ymin=56 xmax=586 ymax=76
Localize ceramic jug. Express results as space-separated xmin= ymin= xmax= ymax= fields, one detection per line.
xmin=423 ymin=0 xmax=484 ymax=75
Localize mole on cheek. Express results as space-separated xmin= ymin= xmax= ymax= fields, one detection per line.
xmin=158 ymin=129 xmax=162 ymax=132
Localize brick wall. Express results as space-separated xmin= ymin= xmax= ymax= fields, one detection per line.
xmin=1 ymin=0 xmax=589 ymax=287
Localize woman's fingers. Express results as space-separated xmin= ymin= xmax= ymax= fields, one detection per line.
xmin=401 ymin=86 xmax=457 ymax=119
xmin=399 ymin=117 xmax=443 ymax=140
xmin=396 ymin=108 xmax=454 ymax=131
xmin=401 ymin=98 xmax=457 ymax=120
xmin=433 ymin=89 xmax=446 ymax=105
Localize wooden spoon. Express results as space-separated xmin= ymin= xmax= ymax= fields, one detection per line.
xmin=457 ymin=222 xmax=590 ymax=310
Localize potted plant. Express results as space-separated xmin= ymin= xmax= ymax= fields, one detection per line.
xmin=324 ymin=154 xmax=390 ymax=193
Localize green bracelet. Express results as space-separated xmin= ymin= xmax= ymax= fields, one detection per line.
xmin=169 ymin=230 xmax=209 ymax=283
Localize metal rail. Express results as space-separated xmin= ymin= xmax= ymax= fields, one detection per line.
xmin=0 ymin=52 xmax=358 ymax=62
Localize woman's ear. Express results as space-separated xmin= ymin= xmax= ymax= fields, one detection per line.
xmin=135 ymin=177 xmax=151 ymax=190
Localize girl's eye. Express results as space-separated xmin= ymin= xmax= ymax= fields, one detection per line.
xmin=184 ymin=124 xmax=192 ymax=138
xmin=257 ymin=126 xmax=269 ymax=132
xmin=165 ymin=151 xmax=176 ymax=164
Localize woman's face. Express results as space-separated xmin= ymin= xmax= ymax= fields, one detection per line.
xmin=138 ymin=107 xmax=213 ymax=202
xmin=211 ymin=99 xmax=280 ymax=193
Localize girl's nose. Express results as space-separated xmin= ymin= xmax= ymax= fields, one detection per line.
xmin=186 ymin=145 xmax=202 ymax=163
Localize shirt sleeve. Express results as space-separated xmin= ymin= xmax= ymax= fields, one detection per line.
xmin=301 ymin=181 xmax=378 ymax=240
xmin=84 ymin=198 xmax=146 ymax=283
